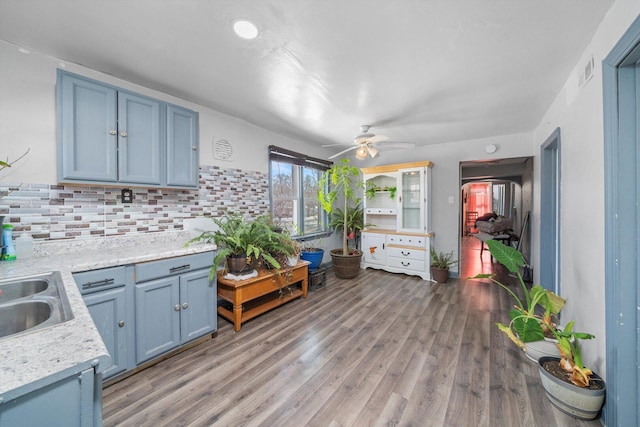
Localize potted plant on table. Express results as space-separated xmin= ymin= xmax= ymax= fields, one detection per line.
xmin=318 ymin=158 xmax=365 ymax=279
xmin=429 ymin=247 xmax=458 ymax=283
xmin=187 ymin=213 xmax=281 ymax=277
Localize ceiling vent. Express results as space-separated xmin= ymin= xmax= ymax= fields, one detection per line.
xmin=213 ymin=138 xmax=233 ymax=161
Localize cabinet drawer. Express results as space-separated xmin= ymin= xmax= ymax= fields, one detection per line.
xmin=386 ymin=234 xmax=427 ymax=247
xmin=73 ymin=266 xmax=127 ymax=294
xmin=365 ymin=208 xmax=397 ymax=215
xmin=387 ymin=257 xmax=426 ymax=272
xmin=135 ymin=251 xmax=214 ymax=283
xmin=387 ymin=247 xmax=425 ymax=261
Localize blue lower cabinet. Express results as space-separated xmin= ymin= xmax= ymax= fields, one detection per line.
xmin=135 ymin=264 xmax=216 ymax=364
xmin=135 ymin=276 xmax=181 ymax=364
xmin=0 ymin=367 xmax=100 ymax=427
xmin=84 ymin=287 xmax=129 ymax=379
xmin=179 ymin=269 xmax=217 ymax=343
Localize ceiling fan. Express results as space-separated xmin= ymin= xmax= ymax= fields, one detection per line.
xmin=325 ymin=125 xmax=416 ymax=160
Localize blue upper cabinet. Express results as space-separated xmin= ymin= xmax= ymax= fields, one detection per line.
xmin=118 ymin=92 xmax=162 ymax=185
xmin=58 ymin=72 xmax=118 ymax=182
xmin=166 ymin=104 xmax=199 ymax=188
xmin=57 ymin=70 xmax=199 ymax=189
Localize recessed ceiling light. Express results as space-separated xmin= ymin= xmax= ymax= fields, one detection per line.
xmin=233 ymin=20 xmax=258 ymax=40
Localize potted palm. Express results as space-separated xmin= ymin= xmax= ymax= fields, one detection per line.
xmin=318 ymin=158 xmax=365 ymax=279
xmin=429 ymin=247 xmax=458 ymax=283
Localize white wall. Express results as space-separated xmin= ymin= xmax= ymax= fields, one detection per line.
xmin=0 ymin=39 xmax=330 ymax=183
xmin=531 ymin=0 xmax=640 ymax=378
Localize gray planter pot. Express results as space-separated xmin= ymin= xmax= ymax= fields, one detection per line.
xmin=523 ymin=336 xmax=562 ymax=362
xmin=538 ymin=356 xmax=606 ymax=420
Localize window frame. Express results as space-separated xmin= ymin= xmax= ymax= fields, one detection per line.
xmin=268 ymin=145 xmax=332 ymax=238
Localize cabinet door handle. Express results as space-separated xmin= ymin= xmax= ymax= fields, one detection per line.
xmin=109 ymin=129 xmax=117 ymax=135
xmin=170 ymin=264 xmax=190 ymax=273
xmin=120 ymin=131 xmax=128 ymax=137
xmin=182 ymin=303 xmax=189 ymax=310
xmin=118 ymin=320 xmax=125 ymax=327
xmin=191 ymin=145 xmax=198 ymax=151
xmin=174 ymin=304 xmax=181 ymax=311
xmin=401 ymin=261 xmax=411 ymax=266
xmin=401 ymin=251 xmax=410 ymax=256
xmin=81 ymin=278 xmax=115 ymax=291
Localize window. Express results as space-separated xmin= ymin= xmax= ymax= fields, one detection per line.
xmin=269 ymin=146 xmax=332 ymax=237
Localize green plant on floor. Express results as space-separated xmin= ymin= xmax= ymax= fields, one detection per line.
xmin=429 ymin=247 xmax=458 ymax=269
xmin=318 ymin=158 xmax=364 ymax=256
xmin=546 ymin=320 xmax=596 ymax=387
xmin=471 ymin=239 xmax=566 ymax=344
xmin=328 ymin=202 xmax=369 ymax=244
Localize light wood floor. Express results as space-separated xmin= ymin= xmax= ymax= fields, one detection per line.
xmin=103 ymin=237 xmax=602 ymax=426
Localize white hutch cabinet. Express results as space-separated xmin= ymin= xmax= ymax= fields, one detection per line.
xmin=361 ymin=161 xmax=434 ymax=280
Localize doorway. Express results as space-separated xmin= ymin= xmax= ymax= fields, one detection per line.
xmin=459 ymin=157 xmax=533 ymax=277
xmin=540 ymin=128 xmax=561 ymax=294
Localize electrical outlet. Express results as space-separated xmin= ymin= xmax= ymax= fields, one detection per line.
xmin=448 ymin=196 xmax=454 ymax=204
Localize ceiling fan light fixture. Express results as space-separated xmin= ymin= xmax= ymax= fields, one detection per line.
xmin=355 ymin=146 xmax=368 ymax=159
xmin=367 ymin=146 xmax=379 ymax=158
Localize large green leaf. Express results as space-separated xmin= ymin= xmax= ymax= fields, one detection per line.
xmin=510 ymin=309 xmax=545 ymax=342
xmin=485 ymin=240 xmax=524 ymax=273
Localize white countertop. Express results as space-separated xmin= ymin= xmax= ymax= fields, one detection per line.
xmin=0 ymin=231 xmax=216 ymax=401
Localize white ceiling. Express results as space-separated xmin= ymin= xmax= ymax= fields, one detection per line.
xmin=0 ymin=0 xmax=614 ymax=156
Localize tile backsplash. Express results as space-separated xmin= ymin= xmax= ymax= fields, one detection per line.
xmin=0 ymin=165 xmax=269 ymax=241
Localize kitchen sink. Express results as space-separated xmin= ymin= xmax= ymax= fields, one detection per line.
xmin=0 ymin=301 xmax=53 ymax=338
xmin=0 ymin=279 xmax=49 ymax=303
xmin=0 ymin=272 xmax=74 ymax=340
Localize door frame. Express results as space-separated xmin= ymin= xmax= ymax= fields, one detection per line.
xmin=539 ymin=128 xmax=561 ymax=295
xmin=602 ymin=14 xmax=640 ymax=427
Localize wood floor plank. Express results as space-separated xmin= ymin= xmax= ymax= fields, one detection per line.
xmin=103 ymin=241 xmax=604 ymax=427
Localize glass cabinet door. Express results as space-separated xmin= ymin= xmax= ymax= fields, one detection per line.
xmin=399 ymin=168 xmax=424 ymax=231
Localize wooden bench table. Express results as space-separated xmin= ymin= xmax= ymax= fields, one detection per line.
xmin=216 ymin=260 xmax=310 ymax=332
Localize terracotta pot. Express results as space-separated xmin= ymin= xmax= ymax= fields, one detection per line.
xmin=538 ymin=356 xmax=606 ymax=420
xmin=330 ymin=248 xmax=362 ymax=279
xmin=431 ymin=267 xmax=449 ymax=283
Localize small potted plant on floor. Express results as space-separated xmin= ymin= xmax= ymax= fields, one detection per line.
xmin=429 ymin=247 xmax=458 ymax=283
xmin=318 ymin=158 xmax=365 ymax=279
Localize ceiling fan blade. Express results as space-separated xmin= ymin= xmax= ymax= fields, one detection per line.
xmin=379 ymin=142 xmax=416 ymax=149
xmin=322 ymin=143 xmax=350 ymax=148
xmin=328 ymin=145 xmax=358 ymax=159
xmin=367 ymin=134 xmax=389 ymax=143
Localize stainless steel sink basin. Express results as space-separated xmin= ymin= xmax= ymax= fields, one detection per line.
xmin=0 ymin=301 xmax=53 ymax=338
xmin=0 ymin=272 xmax=74 ymax=340
xmin=0 ymin=279 xmax=49 ymax=303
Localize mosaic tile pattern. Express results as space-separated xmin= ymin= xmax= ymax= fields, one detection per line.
xmin=0 ymin=166 xmax=270 ymax=242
